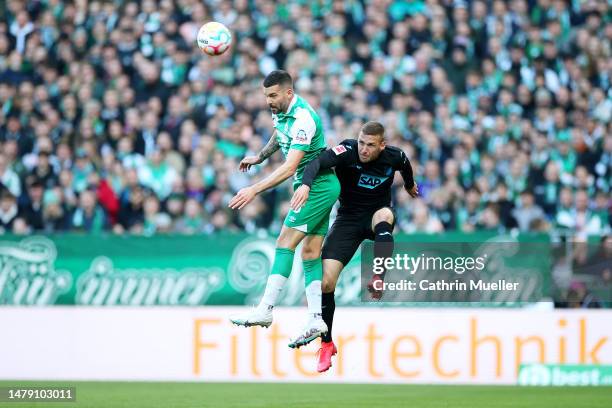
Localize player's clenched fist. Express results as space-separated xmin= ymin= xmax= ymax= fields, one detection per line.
xmin=405 ymin=183 xmax=419 ymax=198
xmin=239 ymin=155 xmax=262 ymax=172
xmin=290 ymin=185 xmax=310 ymax=211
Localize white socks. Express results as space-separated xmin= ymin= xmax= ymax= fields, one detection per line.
xmin=258 ymin=275 xmax=323 ymax=317
xmin=305 ymin=280 xmax=322 ymax=316
xmin=258 ymin=274 xmax=287 ymax=310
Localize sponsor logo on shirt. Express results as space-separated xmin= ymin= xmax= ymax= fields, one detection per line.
xmin=295 ymin=129 xmax=307 ymax=143
xmin=358 ymin=174 xmax=389 ymax=189
xmin=332 ymin=145 xmax=347 ymax=155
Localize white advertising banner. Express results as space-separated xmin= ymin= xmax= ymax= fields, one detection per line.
xmin=0 ymin=307 xmax=610 ymax=384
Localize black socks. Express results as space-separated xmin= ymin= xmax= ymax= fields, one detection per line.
xmin=374 ymin=221 xmax=394 ymax=271
xmin=321 ymin=291 xmax=335 ymax=343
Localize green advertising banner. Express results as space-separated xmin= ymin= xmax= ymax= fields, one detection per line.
xmin=0 ymin=233 xmax=551 ymax=306
xmin=518 ymin=364 xmax=612 ymax=386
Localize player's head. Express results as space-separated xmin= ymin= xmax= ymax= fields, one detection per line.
xmin=262 ymin=70 xmax=294 ymax=114
xmin=357 ymin=121 xmax=386 ymax=163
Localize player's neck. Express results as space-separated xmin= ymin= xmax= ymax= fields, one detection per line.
xmin=281 ymin=94 xmax=298 ymax=114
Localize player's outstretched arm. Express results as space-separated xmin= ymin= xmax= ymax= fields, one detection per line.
xmin=301 ymin=144 xmax=349 ymax=187
xmin=229 ymin=149 xmax=304 ymax=209
xmin=238 ymin=132 xmax=280 ymax=172
xmin=291 ymin=145 xmax=348 ymax=210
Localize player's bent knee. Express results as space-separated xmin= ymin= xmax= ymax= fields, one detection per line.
xmin=276 ymin=227 xmax=303 ymax=250
xmin=301 ymin=234 xmax=324 ymax=260
xmin=276 ymin=236 xmax=292 ymax=249
xmin=301 ymin=245 xmax=321 ymax=260
xmin=373 ymin=207 xmax=394 ymax=226
xmin=322 ymin=276 xmax=336 ymax=293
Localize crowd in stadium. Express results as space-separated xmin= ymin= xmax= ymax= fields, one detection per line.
xmin=0 ymin=0 xmax=610 ymax=238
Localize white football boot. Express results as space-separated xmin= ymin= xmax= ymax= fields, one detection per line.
xmin=288 ymin=315 xmax=328 ymax=348
xmin=230 ymin=306 xmax=273 ymax=328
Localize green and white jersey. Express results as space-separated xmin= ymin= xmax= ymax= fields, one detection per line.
xmin=272 ymin=94 xmax=326 ymax=186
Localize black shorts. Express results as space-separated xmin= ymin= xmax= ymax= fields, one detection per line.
xmin=321 ymin=207 xmax=395 ymax=266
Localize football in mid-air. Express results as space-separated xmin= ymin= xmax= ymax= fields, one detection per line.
xmin=197 ymin=22 xmax=232 ymax=56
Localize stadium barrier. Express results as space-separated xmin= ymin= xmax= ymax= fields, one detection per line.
xmin=0 ymin=307 xmax=610 ymax=384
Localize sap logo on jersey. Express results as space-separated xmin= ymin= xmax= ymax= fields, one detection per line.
xmin=358 ymin=174 xmax=389 ymax=189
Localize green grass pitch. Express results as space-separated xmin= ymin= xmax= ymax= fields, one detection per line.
xmin=1 ymin=382 xmax=611 ymax=408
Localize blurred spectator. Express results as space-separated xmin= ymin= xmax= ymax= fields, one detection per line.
xmin=165 ymin=192 xmax=186 ymax=225
xmin=491 ymin=182 xmax=517 ymax=230
xmin=565 ymin=281 xmax=603 ymax=309
xmin=9 ymin=10 xmax=34 ymax=54
xmin=0 ymin=189 xmax=19 ymax=233
xmin=592 ymin=236 xmax=612 ymax=284
xmin=0 ymin=153 xmax=21 ymax=198
xmin=429 ymin=189 xmax=454 ymax=230
xmin=557 ymin=189 xmax=605 ymax=237
xmin=456 ymin=188 xmax=482 ymax=232
xmin=573 ymin=189 xmax=605 ymax=237
xmin=142 ymin=194 xmax=172 ymax=235
xmin=70 ymin=189 xmax=108 ymax=233
xmin=18 ymin=178 xmax=45 ymax=230
xmin=477 ymin=203 xmax=505 ymax=233
xmin=0 ymin=0 xmax=608 ymax=238
xmin=11 ymin=217 xmax=31 ymax=235
xmin=116 ymin=185 xmax=145 ymax=234
xmin=87 ymin=172 xmax=119 ymax=225
xmin=400 ymin=199 xmax=444 ymax=233
xmin=42 ymin=186 xmax=70 ymax=232
xmin=418 ymin=160 xmax=442 ymax=201
xmin=512 ymin=191 xmax=546 ymax=232
xmin=174 ymin=198 xmax=205 ymax=234
xmin=138 ymin=149 xmax=178 ymax=200
xmin=534 ymin=161 xmax=561 ymax=217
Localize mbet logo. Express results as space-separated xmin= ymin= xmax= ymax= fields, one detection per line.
xmin=518 ymin=364 xmax=612 ymax=386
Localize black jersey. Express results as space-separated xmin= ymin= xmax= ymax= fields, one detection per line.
xmin=301 ymin=139 xmax=415 ymax=216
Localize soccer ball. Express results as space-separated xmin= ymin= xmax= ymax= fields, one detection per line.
xmin=197 ymin=22 xmax=232 ymax=56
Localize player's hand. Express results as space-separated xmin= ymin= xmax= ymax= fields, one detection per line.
xmin=290 ymin=185 xmax=310 ymax=211
xmin=239 ymin=155 xmax=262 ymax=172
xmin=405 ymin=183 xmax=419 ymax=198
xmin=367 ymin=273 xmax=385 ymax=300
xmin=229 ymin=186 xmax=257 ymax=209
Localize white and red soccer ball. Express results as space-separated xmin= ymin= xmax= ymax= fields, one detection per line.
xmin=197 ymin=22 xmax=232 ymax=56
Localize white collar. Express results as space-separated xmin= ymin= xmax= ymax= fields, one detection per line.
xmin=285 ymin=94 xmax=297 ymax=114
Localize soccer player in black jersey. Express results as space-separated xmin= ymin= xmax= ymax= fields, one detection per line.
xmin=290 ymin=121 xmax=418 ymax=373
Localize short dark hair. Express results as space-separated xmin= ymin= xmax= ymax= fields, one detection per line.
xmin=361 ymin=121 xmax=385 ymax=138
xmin=263 ymin=70 xmax=293 ymax=88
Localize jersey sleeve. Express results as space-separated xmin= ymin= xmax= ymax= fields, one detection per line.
xmin=395 ymin=149 xmax=415 ymax=189
xmin=289 ymin=108 xmax=317 ymax=151
xmin=301 ymin=139 xmax=354 ymax=187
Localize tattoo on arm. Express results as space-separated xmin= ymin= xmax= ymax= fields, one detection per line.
xmin=258 ymin=133 xmax=280 ymax=161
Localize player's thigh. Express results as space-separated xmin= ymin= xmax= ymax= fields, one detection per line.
xmin=276 ymin=225 xmax=306 ymax=249
xmin=322 ymin=259 xmax=344 ymax=293
xmin=371 ymin=206 xmax=396 ymax=231
xmin=284 ymin=185 xmax=338 ymax=236
xmin=322 ymin=218 xmax=364 ymax=267
xmin=285 ymin=175 xmax=340 ymax=236
xmin=301 ymin=234 xmax=324 ymax=260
